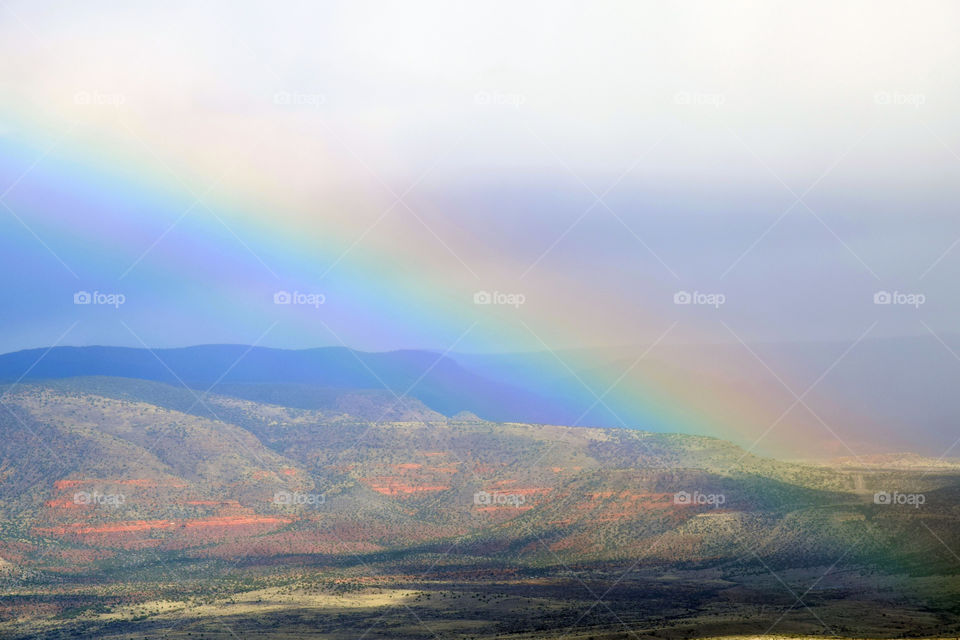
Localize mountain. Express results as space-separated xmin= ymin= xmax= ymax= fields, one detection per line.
xmin=2 ymin=377 xmax=960 ymax=639
xmin=459 ymin=335 xmax=960 ymax=456
xmin=4 ymin=337 xmax=958 ymax=459
xmin=0 ymin=345 xmax=571 ymax=424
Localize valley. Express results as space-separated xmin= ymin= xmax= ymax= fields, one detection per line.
xmin=1 ymin=377 xmax=959 ymax=638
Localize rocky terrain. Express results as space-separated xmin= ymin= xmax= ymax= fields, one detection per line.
xmin=1 ymin=377 xmax=958 ymax=639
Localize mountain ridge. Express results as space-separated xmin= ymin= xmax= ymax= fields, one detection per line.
xmin=2 ymin=376 xmax=959 ymax=638
xmin=0 ymin=344 xmax=571 ymax=425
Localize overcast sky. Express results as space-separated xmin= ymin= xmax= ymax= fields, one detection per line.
xmin=0 ymin=0 xmax=958 ymax=354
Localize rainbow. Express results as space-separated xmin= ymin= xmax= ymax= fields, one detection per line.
xmin=0 ymin=102 xmax=848 ymax=457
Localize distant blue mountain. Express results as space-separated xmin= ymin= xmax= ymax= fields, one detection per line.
xmin=0 ymin=345 xmax=575 ymax=424
xmin=5 ymin=335 xmax=954 ymax=456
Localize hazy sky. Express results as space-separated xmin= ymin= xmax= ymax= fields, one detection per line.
xmin=1 ymin=0 xmax=959 ymax=354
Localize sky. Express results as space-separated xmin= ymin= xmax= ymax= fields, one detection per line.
xmin=1 ymin=0 xmax=958 ymax=354
xmin=0 ymin=1 xmax=959 ymax=457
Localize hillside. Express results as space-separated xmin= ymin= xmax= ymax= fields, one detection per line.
xmin=1 ymin=377 xmax=959 ymax=638
xmin=0 ymin=345 xmax=566 ymax=424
